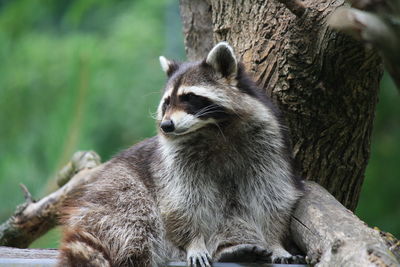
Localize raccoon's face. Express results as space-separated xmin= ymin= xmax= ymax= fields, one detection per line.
xmin=156 ymin=42 xmax=241 ymax=137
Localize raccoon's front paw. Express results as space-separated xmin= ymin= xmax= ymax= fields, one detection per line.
xmin=187 ymin=249 xmax=212 ymax=267
xmin=216 ymin=244 xmax=272 ymax=262
xmin=271 ymin=254 xmax=306 ymax=264
xmin=268 ymin=247 xmax=306 ymax=264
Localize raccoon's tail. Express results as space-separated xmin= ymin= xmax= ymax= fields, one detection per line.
xmin=58 ymin=228 xmax=111 ymax=267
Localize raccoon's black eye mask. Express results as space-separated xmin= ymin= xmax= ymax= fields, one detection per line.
xmin=179 ymin=93 xmax=210 ymax=109
xmin=162 ymin=97 xmax=170 ymax=115
xmin=180 ymin=93 xmax=228 ymax=120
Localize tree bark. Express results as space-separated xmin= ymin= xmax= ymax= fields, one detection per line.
xmin=179 ymin=0 xmax=213 ymax=61
xmin=179 ymin=0 xmax=382 ymax=211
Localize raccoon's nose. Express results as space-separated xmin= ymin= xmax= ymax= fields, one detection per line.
xmin=160 ymin=120 xmax=175 ymax=133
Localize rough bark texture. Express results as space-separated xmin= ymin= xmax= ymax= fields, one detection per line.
xmin=179 ymin=0 xmax=213 ymax=60
xmin=291 ymin=181 xmax=399 ymax=266
xmin=179 ymin=0 xmax=383 ymax=211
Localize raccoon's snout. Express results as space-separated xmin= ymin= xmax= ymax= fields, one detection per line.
xmin=160 ymin=111 xmax=213 ymax=136
xmin=160 ymin=120 xmax=175 ymax=133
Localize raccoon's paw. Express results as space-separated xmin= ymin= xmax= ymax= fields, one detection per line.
xmin=187 ymin=249 xmax=212 ymax=267
xmin=216 ymin=244 xmax=272 ymax=263
xmin=271 ymin=254 xmax=306 ymax=264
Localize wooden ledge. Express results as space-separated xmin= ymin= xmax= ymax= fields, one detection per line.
xmin=0 ymin=247 xmax=308 ymax=267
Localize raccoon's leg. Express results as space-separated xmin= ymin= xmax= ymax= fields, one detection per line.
xmin=264 ymin=211 xmax=305 ymax=264
xmin=163 ymin=211 xmax=212 ymax=266
xmin=211 ymin=218 xmax=271 ymax=263
xmin=58 ymin=162 xmax=167 ymax=267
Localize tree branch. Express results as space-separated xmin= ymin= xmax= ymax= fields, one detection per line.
xmin=291 ymin=181 xmax=400 ymax=265
xmin=0 ymin=151 xmax=101 ymax=248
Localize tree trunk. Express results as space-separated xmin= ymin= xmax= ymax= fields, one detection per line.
xmin=179 ymin=0 xmax=382 ymax=211
xmin=179 ymin=0 xmax=213 ymax=60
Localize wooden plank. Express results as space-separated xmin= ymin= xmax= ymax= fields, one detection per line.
xmin=0 ymin=247 xmax=308 ymax=267
xmin=0 ymin=246 xmax=58 ymax=259
xmin=0 ymin=258 xmax=57 ymax=267
xmin=0 ymin=247 xmax=58 ymax=267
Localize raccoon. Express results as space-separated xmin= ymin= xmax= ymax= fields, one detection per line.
xmin=58 ymin=42 xmax=304 ymax=267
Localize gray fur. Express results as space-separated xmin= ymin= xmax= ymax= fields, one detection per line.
xmin=58 ymin=42 xmax=303 ymax=267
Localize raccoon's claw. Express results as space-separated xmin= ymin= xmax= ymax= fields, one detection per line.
xmin=271 ymin=255 xmax=306 ymax=264
xmin=187 ymin=250 xmax=212 ymax=267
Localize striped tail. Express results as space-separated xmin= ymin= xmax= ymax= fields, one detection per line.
xmin=58 ymin=228 xmax=111 ymax=267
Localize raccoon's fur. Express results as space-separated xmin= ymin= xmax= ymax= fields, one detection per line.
xmin=58 ymin=42 xmax=304 ymax=267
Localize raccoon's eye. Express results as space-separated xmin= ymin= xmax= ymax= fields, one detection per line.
xmin=180 ymin=93 xmax=197 ymax=103
xmin=162 ymin=97 xmax=170 ymax=114
xmin=164 ymin=97 xmax=170 ymax=106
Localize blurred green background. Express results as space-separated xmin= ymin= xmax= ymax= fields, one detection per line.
xmin=0 ymin=0 xmax=398 ymax=249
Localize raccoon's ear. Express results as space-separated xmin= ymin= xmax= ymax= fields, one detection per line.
xmin=205 ymin=42 xmax=237 ymax=78
xmin=159 ymin=56 xmax=179 ymax=77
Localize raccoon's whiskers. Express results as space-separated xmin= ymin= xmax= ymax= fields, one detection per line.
xmin=195 ymin=104 xmax=219 ymax=115
xmin=194 ymin=104 xmax=222 ymax=118
xmin=149 ymin=110 xmax=159 ymax=120
xmin=197 ymin=103 xmax=244 ymax=121
xmin=196 ymin=110 xmax=228 ymax=118
xmin=213 ymin=121 xmax=227 ymax=142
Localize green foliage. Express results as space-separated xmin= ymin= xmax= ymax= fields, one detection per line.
xmin=0 ymin=0 xmax=398 ymax=250
xmin=356 ymin=74 xmax=400 ymax=237
xmin=0 ymin=0 xmax=183 ymax=248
